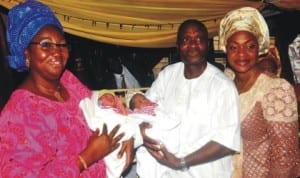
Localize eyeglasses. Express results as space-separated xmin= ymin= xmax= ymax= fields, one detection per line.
xmin=29 ymin=41 xmax=71 ymax=51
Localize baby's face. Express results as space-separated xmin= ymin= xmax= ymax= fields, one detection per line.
xmin=132 ymin=94 xmax=152 ymax=109
xmin=99 ymin=93 xmax=116 ymax=107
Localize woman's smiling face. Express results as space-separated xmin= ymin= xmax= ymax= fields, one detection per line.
xmin=25 ymin=25 xmax=69 ymax=80
xmin=226 ymin=30 xmax=259 ymax=74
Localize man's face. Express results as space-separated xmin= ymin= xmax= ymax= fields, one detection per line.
xmin=177 ymin=24 xmax=209 ymax=66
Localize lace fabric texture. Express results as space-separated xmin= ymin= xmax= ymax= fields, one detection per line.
xmin=232 ymin=73 xmax=300 ymax=178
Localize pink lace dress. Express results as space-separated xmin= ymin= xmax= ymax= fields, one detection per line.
xmin=0 ymin=70 xmax=106 ymax=178
xmin=232 ymin=73 xmax=300 ymax=178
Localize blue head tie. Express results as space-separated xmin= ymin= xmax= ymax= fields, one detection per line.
xmin=6 ymin=0 xmax=63 ymax=72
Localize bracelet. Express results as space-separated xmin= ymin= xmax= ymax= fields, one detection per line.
xmin=78 ymin=155 xmax=88 ymax=170
xmin=180 ymin=157 xmax=189 ymax=171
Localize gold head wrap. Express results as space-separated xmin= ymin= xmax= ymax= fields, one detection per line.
xmin=219 ymin=7 xmax=269 ymax=56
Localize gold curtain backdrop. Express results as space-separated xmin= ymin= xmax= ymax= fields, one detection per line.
xmin=1 ymin=0 xmax=299 ymax=48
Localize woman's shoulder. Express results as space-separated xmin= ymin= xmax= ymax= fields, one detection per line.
xmin=0 ymin=89 xmax=38 ymax=117
xmin=260 ymin=73 xmax=293 ymax=90
xmin=243 ymin=73 xmax=295 ymax=104
xmin=61 ymin=70 xmax=84 ymax=86
xmin=61 ymin=70 xmax=91 ymax=98
xmin=259 ymin=74 xmax=298 ymax=122
xmin=258 ymin=74 xmax=296 ymax=103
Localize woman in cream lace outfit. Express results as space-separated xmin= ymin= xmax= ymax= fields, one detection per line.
xmin=219 ymin=7 xmax=300 ymax=178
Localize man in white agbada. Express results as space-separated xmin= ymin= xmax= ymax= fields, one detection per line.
xmin=139 ymin=19 xmax=240 ymax=178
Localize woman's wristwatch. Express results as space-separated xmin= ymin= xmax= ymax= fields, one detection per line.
xmin=180 ymin=157 xmax=189 ymax=171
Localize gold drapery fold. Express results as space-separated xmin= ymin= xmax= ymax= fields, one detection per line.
xmin=271 ymin=0 xmax=300 ymax=11
xmin=1 ymin=0 xmax=266 ymax=48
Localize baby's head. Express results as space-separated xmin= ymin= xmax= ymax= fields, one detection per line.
xmin=129 ymin=93 xmax=152 ymax=110
xmin=98 ymin=90 xmax=116 ymax=107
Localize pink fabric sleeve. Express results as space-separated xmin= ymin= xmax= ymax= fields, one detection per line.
xmin=0 ymin=70 xmax=106 ymax=178
xmin=263 ymin=79 xmax=299 ymax=177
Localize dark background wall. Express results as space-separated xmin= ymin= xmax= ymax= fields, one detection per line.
xmin=265 ymin=9 xmax=300 ymax=84
xmin=64 ymin=35 xmax=172 ymax=90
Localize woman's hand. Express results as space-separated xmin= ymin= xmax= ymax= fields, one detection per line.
xmin=80 ymin=124 xmax=124 ymax=168
xmin=139 ymin=122 xmax=181 ymax=170
xmin=118 ymin=138 xmax=134 ymax=172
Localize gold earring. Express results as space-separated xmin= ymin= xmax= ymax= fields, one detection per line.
xmin=25 ymin=58 xmax=30 ymax=68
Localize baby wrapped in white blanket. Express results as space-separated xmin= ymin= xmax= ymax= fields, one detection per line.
xmin=80 ymin=90 xmax=180 ymax=178
xmin=127 ymin=92 xmax=180 ymax=178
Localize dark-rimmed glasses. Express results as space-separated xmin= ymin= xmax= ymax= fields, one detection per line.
xmin=29 ymin=41 xmax=71 ymax=51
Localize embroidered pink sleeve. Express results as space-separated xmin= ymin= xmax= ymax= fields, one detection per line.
xmin=263 ymin=79 xmax=299 ymax=177
xmin=0 ymin=70 xmax=106 ymax=178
